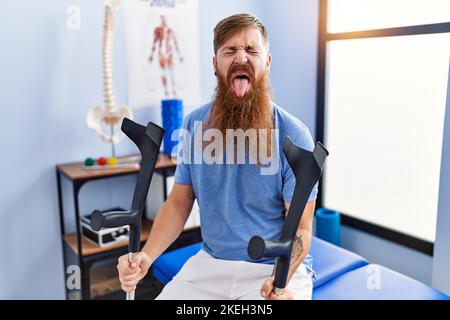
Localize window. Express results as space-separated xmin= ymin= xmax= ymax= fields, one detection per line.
xmin=328 ymin=0 xmax=450 ymax=33
xmin=318 ymin=0 xmax=450 ymax=253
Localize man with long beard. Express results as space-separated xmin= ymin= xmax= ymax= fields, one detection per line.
xmin=117 ymin=13 xmax=317 ymax=300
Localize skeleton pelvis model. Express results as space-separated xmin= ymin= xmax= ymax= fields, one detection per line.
xmin=86 ymin=0 xmax=133 ymax=144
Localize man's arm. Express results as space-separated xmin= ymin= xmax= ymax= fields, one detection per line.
xmin=284 ymin=200 xmax=315 ymax=281
xmin=117 ymin=183 xmax=195 ymax=293
xmin=262 ymin=200 xmax=316 ymax=299
xmin=141 ymin=183 xmax=195 ymax=262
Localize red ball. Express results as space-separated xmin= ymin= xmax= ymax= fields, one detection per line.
xmin=97 ymin=157 xmax=107 ymax=166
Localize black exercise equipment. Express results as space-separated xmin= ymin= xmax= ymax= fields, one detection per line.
xmin=247 ymin=137 xmax=328 ymax=295
xmin=90 ymin=118 xmax=164 ymax=300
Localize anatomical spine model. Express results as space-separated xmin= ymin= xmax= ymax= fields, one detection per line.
xmin=86 ymin=0 xmax=132 ymax=154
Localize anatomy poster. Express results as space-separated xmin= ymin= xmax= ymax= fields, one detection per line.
xmin=123 ymin=0 xmax=200 ymax=110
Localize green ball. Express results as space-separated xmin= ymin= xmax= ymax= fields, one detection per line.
xmin=84 ymin=157 xmax=95 ymax=167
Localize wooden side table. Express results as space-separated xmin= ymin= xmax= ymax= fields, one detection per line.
xmin=56 ymin=154 xmax=182 ymax=299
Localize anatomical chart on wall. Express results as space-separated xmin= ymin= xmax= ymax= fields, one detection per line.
xmin=123 ymin=0 xmax=200 ymax=110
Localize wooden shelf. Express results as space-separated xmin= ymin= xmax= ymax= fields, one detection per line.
xmin=64 ymin=219 xmax=153 ymax=256
xmin=57 ymin=153 xmax=176 ymax=181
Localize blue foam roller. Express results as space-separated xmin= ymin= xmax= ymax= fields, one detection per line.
xmin=315 ymin=208 xmax=341 ymax=246
xmin=161 ymin=99 xmax=183 ymax=156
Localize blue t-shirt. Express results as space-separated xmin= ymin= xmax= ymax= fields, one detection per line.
xmin=174 ymin=101 xmax=318 ymax=275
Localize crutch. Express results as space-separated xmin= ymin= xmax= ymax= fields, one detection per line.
xmin=247 ymin=137 xmax=328 ymax=295
xmin=90 ymin=117 xmax=164 ymax=300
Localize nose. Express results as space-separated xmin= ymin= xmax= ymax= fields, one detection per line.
xmin=234 ymin=49 xmax=248 ymax=65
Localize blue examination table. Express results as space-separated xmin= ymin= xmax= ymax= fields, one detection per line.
xmin=151 ymin=237 xmax=448 ymax=300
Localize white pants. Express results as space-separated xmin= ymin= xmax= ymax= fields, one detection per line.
xmin=156 ymin=249 xmax=313 ymax=300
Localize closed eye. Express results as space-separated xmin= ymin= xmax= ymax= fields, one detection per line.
xmin=246 ymin=46 xmax=259 ymax=55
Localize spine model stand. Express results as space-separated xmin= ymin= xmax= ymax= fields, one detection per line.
xmin=86 ymin=0 xmax=132 ymax=156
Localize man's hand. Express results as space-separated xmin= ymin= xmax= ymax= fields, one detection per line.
xmin=260 ymin=277 xmax=294 ymax=300
xmin=117 ymin=251 xmax=152 ymax=293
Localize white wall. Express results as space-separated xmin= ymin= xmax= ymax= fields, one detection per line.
xmin=262 ymin=1 xmax=319 ymax=138
xmin=432 ymin=60 xmax=450 ymax=295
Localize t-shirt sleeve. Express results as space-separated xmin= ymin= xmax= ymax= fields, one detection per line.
xmin=282 ymin=126 xmax=318 ymax=204
xmin=174 ymin=159 xmax=192 ymax=185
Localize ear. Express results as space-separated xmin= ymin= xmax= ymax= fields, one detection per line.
xmin=266 ymin=53 xmax=272 ymax=70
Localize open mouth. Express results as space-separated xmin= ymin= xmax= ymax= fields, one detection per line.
xmin=231 ymin=72 xmax=252 ymax=97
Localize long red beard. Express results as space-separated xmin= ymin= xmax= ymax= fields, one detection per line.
xmin=207 ymin=67 xmax=274 ymax=159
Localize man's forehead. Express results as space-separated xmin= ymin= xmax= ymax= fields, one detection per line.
xmin=219 ymin=28 xmax=265 ymax=50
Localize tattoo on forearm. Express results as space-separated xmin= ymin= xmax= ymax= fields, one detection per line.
xmin=271 ymin=235 xmax=304 ymax=277
xmin=291 ymin=235 xmax=304 ymax=266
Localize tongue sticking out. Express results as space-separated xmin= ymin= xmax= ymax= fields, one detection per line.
xmin=233 ymin=78 xmax=250 ymax=97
